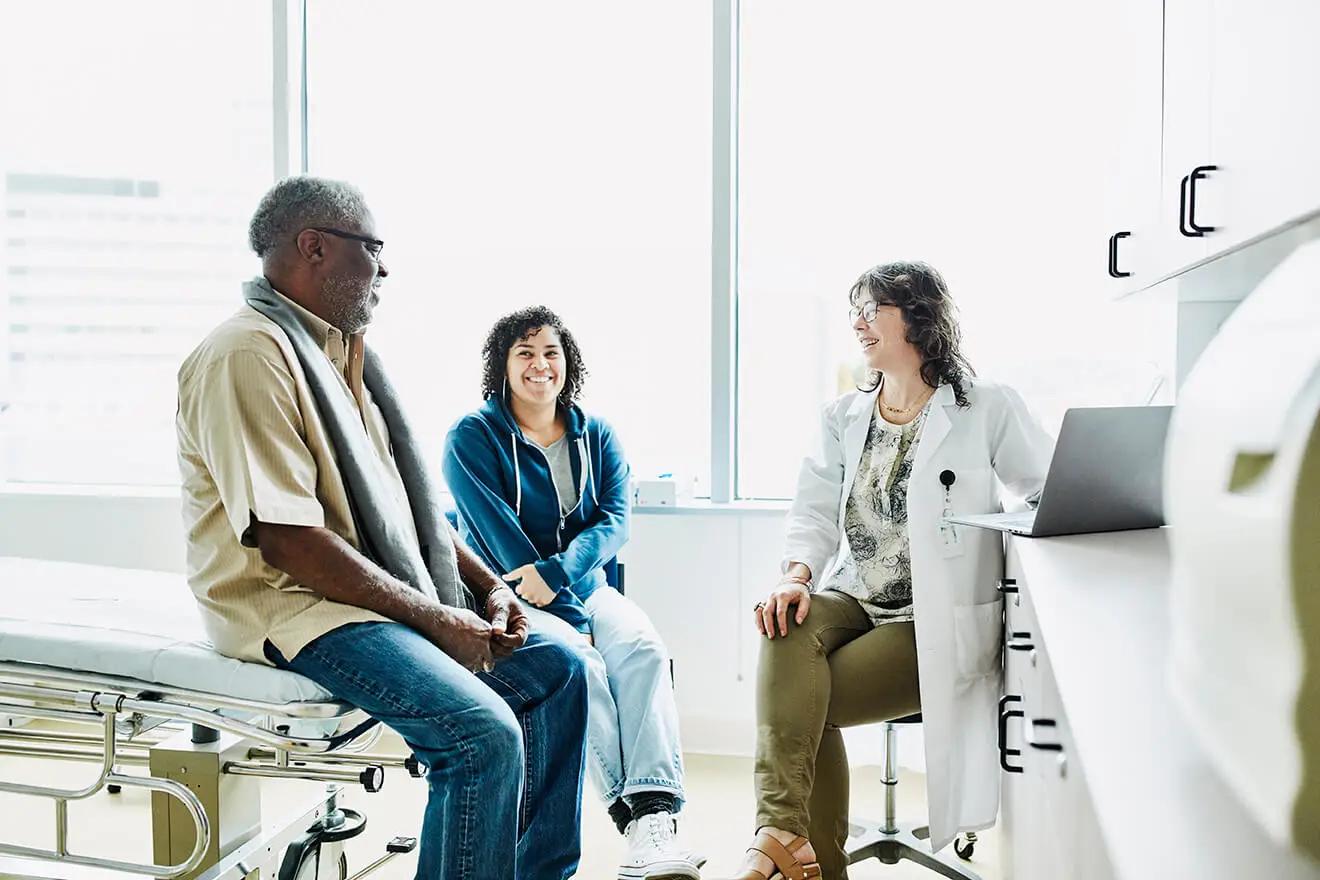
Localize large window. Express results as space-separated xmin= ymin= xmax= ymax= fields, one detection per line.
xmin=0 ymin=2 xmax=273 ymax=485
xmin=306 ymin=2 xmax=712 ymax=489
xmin=735 ymin=3 xmax=1174 ymax=498
xmin=0 ymin=2 xmax=1181 ymax=500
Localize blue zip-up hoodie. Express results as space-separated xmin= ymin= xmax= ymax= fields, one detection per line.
xmin=441 ymin=396 xmax=631 ymax=633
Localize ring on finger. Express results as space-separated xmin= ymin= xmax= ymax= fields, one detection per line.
xmin=753 ymin=601 xmax=766 ymax=612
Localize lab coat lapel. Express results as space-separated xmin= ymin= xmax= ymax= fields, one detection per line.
xmin=836 ymin=387 xmax=880 ymax=527
xmin=844 ymin=390 xmax=876 ymax=472
xmin=912 ymin=384 xmax=955 ymax=478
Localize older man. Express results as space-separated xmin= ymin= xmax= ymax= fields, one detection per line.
xmin=175 ymin=176 xmax=588 ymax=880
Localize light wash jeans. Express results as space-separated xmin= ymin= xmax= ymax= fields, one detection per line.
xmin=266 ymin=622 xmax=588 ymax=880
xmin=524 ymin=586 xmax=686 ymax=809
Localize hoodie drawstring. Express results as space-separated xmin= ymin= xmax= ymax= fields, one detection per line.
xmin=510 ymin=420 xmax=594 ymax=524
xmin=511 ymin=431 xmax=522 ymax=516
xmin=582 ymin=428 xmax=596 ymax=506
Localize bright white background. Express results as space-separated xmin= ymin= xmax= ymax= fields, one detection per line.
xmin=305 ymin=1 xmax=711 ymax=486
xmin=0 ymin=0 xmax=272 ymax=484
xmin=0 ymin=0 xmax=1172 ymax=496
xmin=736 ymin=2 xmax=1174 ymax=497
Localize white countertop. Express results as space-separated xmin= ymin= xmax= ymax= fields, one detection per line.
xmin=1010 ymin=528 xmax=1320 ymax=880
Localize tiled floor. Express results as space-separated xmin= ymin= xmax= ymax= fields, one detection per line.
xmin=0 ymin=730 xmax=1000 ymax=879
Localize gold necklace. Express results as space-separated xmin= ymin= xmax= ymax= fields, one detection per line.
xmin=880 ymin=386 xmax=933 ymax=415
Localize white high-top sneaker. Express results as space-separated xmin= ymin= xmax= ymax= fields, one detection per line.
xmin=618 ymin=812 xmax=702 ymax=880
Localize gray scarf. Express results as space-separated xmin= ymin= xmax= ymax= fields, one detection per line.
xmin=243 ymin=277 xmax=472 ymax=611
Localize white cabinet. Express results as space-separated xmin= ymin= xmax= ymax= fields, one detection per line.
xmin=1210 ymin=0 xmax=1320 ymax=249
xmin=999 ymin=559 xmax=1117 ymax=880
xmin=1099 ymin=0 xmax=1164 ymax=293
xmin=1155 ymin=0 xmax=1215 ymax=279
xmin=1152 ymin=0 xmax=1320 ymax=282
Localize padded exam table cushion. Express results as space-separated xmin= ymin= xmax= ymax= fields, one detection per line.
xmin=0 ymin=556 xmax=333 ymax=706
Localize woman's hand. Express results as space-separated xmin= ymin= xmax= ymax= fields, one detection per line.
xmin=503 ymin=563 xmax=556 ymax=607
xmin=756 ymin=580 xmax=812 ymax=638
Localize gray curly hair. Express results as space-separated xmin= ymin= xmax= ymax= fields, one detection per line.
xmin=247 ymin=176 xmax=369 ymax=258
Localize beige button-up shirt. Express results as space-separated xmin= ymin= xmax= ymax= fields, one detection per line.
xmin=176 ymin=287 xmax=418 ymax=664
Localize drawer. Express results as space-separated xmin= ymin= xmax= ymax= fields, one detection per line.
xmin=1002 ymin=575 xmax=1044 ymax=717
xmin=998 ymin=560 xmax=1116 ymax=880
xmin=1019 ymin=599 xmax=1116 ymax=880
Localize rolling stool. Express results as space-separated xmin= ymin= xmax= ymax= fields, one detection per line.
xmin=845 ymin=713 xmax=981 ymax=879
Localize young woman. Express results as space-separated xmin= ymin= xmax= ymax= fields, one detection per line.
xmin=720 ymin=261 xmax=1054 ymax=880
xmin=442 ymin=306 xmax=701 ymax=880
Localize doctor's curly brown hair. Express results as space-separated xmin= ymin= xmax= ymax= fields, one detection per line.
xmin=852 ymin=260 xmax=976 ymax=407
xmin=480 ymin=306 xmax=588 ymax=407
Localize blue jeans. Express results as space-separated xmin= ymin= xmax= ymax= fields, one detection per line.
xmin=523 ymin=587 xmax=686 ymax=809
xmin=266 ymin=622 xmax=588 ymax=880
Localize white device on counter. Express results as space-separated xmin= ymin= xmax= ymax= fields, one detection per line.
xmin=1165 ymin=238 xmax=1320 ymax=862
xmin=632 ymin=474 xmax=695 ymax=507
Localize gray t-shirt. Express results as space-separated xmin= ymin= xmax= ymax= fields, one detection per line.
xmin=532 ymin=435 xmax=578 ymax=515
xmin=821 ymin=403 xmax=928 ymax=626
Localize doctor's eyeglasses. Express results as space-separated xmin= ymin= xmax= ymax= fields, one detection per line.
xmin=849 ymin=300 xmax=897 ymax=324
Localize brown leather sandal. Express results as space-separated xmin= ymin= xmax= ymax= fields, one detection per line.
xmin=722 ymin=831 xmax=822 ymax=880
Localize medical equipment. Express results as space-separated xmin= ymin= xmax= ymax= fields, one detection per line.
xmin=0 ymin=556 xmax=422 ymax=880
xmin=1165 ymin=237 xmax=1320 ymax=863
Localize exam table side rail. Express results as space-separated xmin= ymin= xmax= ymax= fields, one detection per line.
xmin=0 ymin=702 xmax=211 ymax=878
xmin=0 ymin=663 xmax=404 ymax=879
xmin=0 ymin=661 xmax=409 ymax=773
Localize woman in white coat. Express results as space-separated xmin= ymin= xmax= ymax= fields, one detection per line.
xmin=722 ymin=261 xmax=1054 ymax=880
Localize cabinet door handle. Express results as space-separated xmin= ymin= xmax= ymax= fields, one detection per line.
xmin=1024 ymin=718 xmax=1065 ymax=753
xmin=1178 ymin=174 xmax=1199 ymax=237
xmin=1188 ymin=164 xmax=1218 ymax=234
xmin=1108 ymin=231 xmax=1132 ymax=278
xmin=999 ymin=695 xmax=1025 ymax=774
xmin=996 ymin=578 xmax=1018 ymax=595
xmin=1006 ymin=632 xmax=1035 ymax=651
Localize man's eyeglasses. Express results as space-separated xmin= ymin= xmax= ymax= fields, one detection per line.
xmin=311 ymin=227 xmax=385 ymax=262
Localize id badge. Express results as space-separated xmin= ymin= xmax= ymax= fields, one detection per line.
xmin=938 ymin=520 xmax=966 ymax=559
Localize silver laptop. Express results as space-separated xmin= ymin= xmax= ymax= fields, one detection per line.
xmin=946 ymin=405 xmax=1174 ymax=538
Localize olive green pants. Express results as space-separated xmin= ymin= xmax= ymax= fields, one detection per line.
xmin=755 ymin=590 xmax=921 ymax=880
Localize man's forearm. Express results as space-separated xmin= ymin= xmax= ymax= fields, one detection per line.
xmin=254 ymin=521 xmax=449 ymax=632
xmin=449 ymin=528 xmax=507 ymax=604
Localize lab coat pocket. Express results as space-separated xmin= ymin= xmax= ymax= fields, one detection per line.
xmin=952 ymin=599 xmax=1004 ymax=689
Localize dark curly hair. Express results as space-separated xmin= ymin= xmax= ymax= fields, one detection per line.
xmin=480 ymin=306 xmax=588 ymax=407
xmin=852 ymin=260 xmax=975 ymax=407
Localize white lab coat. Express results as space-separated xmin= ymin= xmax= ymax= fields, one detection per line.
xmin=782 ymin=378 xmax=1054 ymax=853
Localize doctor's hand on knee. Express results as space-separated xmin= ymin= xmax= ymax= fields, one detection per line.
xmin=755 ymin=581 xmax=812 ymax=639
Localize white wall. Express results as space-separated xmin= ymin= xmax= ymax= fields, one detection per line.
xmin=0 ymin=491 xmax=912 ymax=766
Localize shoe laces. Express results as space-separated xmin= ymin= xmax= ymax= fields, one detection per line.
xmin=639 ymin=812 xmax=676 ymax=850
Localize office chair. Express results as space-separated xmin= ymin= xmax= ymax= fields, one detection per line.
xmin=845 ymin=713 xmax=981 ymax=879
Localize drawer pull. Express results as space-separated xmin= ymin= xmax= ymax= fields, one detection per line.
xmin=998 ymin=695 xmax=1025 ymax=774
xmin=1006 ymin=632 xmax=1035 ymax=652
xmin=1024 ymin=718 xmax=1064 ymax=753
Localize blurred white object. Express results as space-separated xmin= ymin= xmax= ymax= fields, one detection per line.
xmin=633 ymin=475 xmax=695 ymax=507
xmin=1165 ymin=238 xmax=1320 ymax=861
